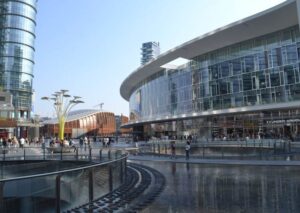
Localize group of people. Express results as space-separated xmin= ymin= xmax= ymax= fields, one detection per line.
xmin=49 ymin=137 xmax=71 ymax=148
xmin=78 ymin=136 xmax=113 ymax=149
xmin=170 ymin=140 xmax=191 ymax=160
xmin=79 ymin=136 xmax=90 ymax=150
xmin=0 ymin=136 xmax=41 ymax=148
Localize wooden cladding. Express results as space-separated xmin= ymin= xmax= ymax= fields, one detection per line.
xmin=120 ymin=115 xmax=131 ymax=134
xmin=0 ymin=118 xmax=17 ymax=128
xmin=43 ymin=112 xmax=122 ymax=136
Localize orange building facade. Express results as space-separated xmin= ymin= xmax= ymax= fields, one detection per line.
xmin=41 ymin=110 xmax=130 ymax=139
xmin=120 ymin=115 xmax=131 ymax=135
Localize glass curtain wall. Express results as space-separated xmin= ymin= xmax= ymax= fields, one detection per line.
xmin=0 ymin=0 xmax=37 ymax=118
xmin=129 ymin=26 xmax=300 ymax=123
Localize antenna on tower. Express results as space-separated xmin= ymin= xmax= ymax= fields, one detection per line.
xmin=94 ymin=102 xmax=104 ymax=111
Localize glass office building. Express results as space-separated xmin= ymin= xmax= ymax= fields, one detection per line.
xmin=121 ymin=0 xmax=300 ymax=140
xmin=141 ymin=42 xmax=160 ymax=65
xmin=0 ymin=0 xmax=37 ymax=136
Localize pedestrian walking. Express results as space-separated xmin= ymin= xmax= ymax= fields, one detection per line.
xmin=79 ymin=137 xmax=83 ymax=149
xmin=185 ymin=141 xmax=191 ymax=160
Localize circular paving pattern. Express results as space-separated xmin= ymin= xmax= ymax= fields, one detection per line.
xmin=66 ymin=163 xmax=165 ymax=212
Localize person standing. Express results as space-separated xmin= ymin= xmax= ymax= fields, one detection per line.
xmin=170 ymin=141 xmax=176 ymax=159
xmin=185 ymin=141 xmax=191 ymax=160
xmin=84 ymin=136 xmax=88 ymax=151
xmin=20 ymin=137 xmax=25 ymax=148
xmin=2 ymin=138 xmax=7 ymax=148
xmin=79 ymin=137 xmax=83 ymax=149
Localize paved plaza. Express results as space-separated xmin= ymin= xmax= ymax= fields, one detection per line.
xmin=1 ymin=140 xmax=300 ymax=212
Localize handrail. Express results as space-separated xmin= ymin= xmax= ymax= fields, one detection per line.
xmin=0 ymin=152 xmax=128 ymax=183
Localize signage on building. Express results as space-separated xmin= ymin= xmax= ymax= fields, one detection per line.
xmin=267 ymin=119 xmax=300 ymax=124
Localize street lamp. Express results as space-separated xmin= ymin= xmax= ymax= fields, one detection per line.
xmin=42 ymin=89 xmax=84 ymax=141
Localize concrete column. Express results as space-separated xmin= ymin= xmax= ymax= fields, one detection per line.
xmin=297 ymin=0 xmax=300 ymax=29
xmin=176 ymin=120 xmax=184 ymax=139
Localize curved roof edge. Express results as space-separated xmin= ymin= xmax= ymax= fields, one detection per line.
xmin=120 ymin=0 xmax=298 ymax=101
xmin=43 ymin=109 xmax=113 ymax=125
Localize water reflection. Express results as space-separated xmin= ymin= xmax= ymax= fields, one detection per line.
xmin=139 ymin=161 xmax=300 ymax=213
xmin=171 ymin=162 xmax=176 ymax=175
xmin=186 ymin=162 xmax=190 ymax=171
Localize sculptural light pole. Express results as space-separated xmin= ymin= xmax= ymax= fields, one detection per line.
xmin=42 ymin=90 xmax=84 ymax=141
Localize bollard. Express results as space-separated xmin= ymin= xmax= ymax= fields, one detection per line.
xmin=289 ymin=142 xmax=291 ymax=153
xmin=23 ymin=148 xmax=26 ymax=160
xmin=120 ymin=159 xmax=124 ymax=184
xmin=89 ymin=169 xmax=94 ymax=204
xmin=89 ymin=148 xmax=92 ymax=162
xmin=165 ymin=144 xmax=167 ymax=154
xmin=60 ymin=147 xmax=63 ymax=161
xmin=3 ymin=150 xmax=5 ymax=161
xmin=43 ymin=146 xmax=46 ymax=160
xmin=202 ymin=145 xmax=205 ymax=159
xmin=108 ymin=149 xmax=111 ymax=159
xmin=125 ymin=157 xmax=127 ymax=178
xmin=75 ymin=148 xmax=78 ymax=160
xmin=221 ymin=147 xmax=224 ymax=159
xmin=158 ymin=144 xmax=160 ymax=156
xmin=259 ymin=143 xmax=262 ymax=160
xmin=99 ymin=149 xmax=102 ymax=161
xmin=55 ymin=175 xmax=61 ymax=213
xmin=241 ymin=149 xmax=244 ymax=160
xmin=0 ymin=182 xmax=4 ymax=212
xmin=109 ymin=165 xmax=113 ymax=193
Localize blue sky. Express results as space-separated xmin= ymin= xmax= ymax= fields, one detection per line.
xmin=34 ymin=0 xmax=285 ymax=117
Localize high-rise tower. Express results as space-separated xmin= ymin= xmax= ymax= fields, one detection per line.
xmin=141 ymin=42 xmax=160 ymax=65
xmin=0 ymin=0 xmax=37 ymax=137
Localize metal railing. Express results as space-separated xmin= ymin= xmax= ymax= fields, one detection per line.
xmin=0 ymin=147 xmax=127 ymax=213
xmin=0 ymin=145 xmax=124 ymax=162
xmin=136 ymin=139 xmax=294 ymax=161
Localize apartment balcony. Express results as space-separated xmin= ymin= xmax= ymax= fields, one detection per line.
xmin=17 ymin=118 xmax=40 ymax=127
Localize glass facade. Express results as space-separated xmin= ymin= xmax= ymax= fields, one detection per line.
xmin=141 ymin=42 xmax=160 ymax=65
xmin=129 ymin=26 xmax=300 ymax=123
xmin=0 ymin=0 xmax=37 ymax=113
